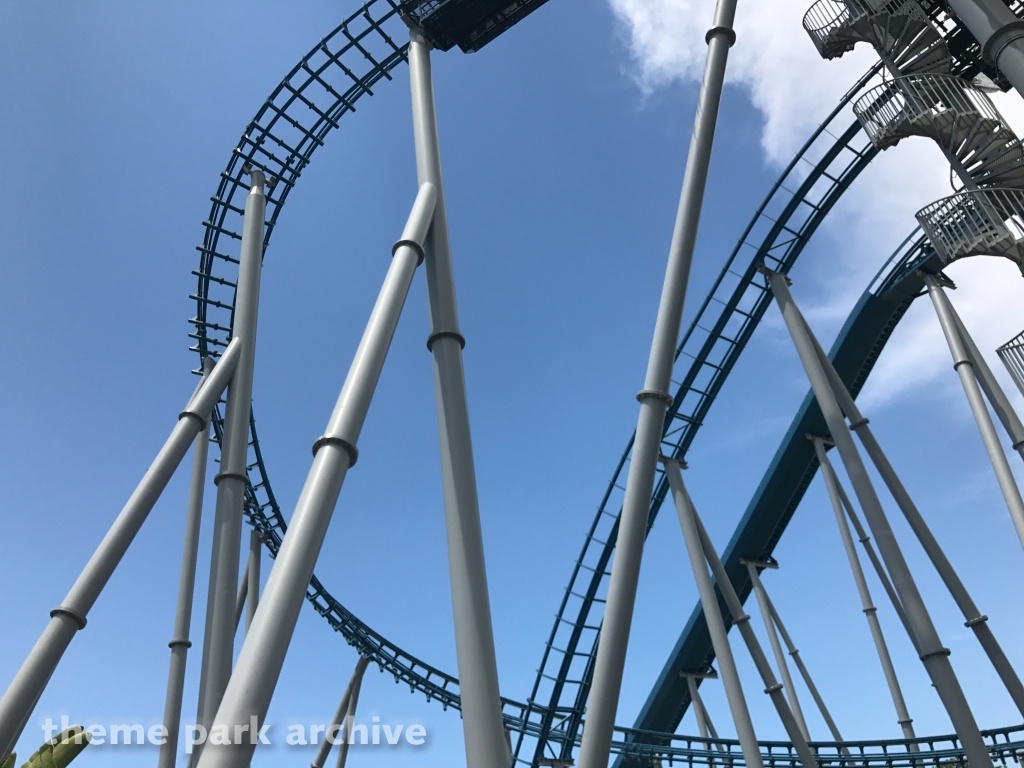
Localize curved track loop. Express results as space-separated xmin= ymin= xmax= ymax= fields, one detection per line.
xmin=515 ymin=63 xmax=883 ymax=764
xmin=188 ymin=0 xmax=476 ymax=711
xmin=189 ymin=7 xmax=1017 ymax=766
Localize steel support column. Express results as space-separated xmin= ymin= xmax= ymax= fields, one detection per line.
xmin=310 ymin=656 xmax=369 ymax=768
xmin=743 ymin=562 xmax=809 ymax=741
xmin=813 ymin=438 xmax=916 ymax=742
xmin=0 ymin=340 xmax=241 ymax=762
xmin=951 ymin=312 xmax=1024 ymax=463
xmin=333 ymin=660 xmax=367 ymax=768
xmin=807 ymin=312 xmax=1024 ymax=718
xmin=159 ymin=359 xmax=214 ymax=768
xmin=690 ymin=511 xmax=817 ymax=768
xmin=407 ymin=27 xmax=509 ymax=768
xmin=833 ymin=481 xmax=917 ymax=649
xmin=925 ymin=275 xmax=1024 ymax=551
xmin=233 ymin=562 xmax=249 ymax=632
xmin=576 ymin=2 xmax=738 ymax=763
xmin=945 ymin=0 xmax=1024 ymax=101
xmin=766 ymin=269 xmax=993 ymax=768
xmin=683 ymin=675 xmax=723 ymax=750
xmin=195 ymin=170 xmax=269 ymax=745
xmin=194 ymin=183 xmax=436 ymax=768
xmin=762 ymin=587 xmax=845 ymax=744
xmin=663 ymin=460 xmax=763 ymax=768
xmin=246 ymin=530 xmax=261 ymax=633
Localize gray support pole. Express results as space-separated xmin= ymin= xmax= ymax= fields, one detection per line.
xmin=0 ymin=339 xmax=241 ymax=761
xmin=195 ymin=171 xmax=269 ymax=745
xmin=246 ymin=530 xmax=260 ymax=633
xmin=833 ymin=481 xmax=917 ymax=650
xmin=662 ymin=461 xmax=763 ymax=768
xmin=684 ymin=676 xmax=712 ymax=742
xmin=944 ymin=0 xmax=1024 ymax=101
xmin=310 ymin=656 xmax=370 ymax=768
xmin=407 ymin=29 xmax=509 ymax=768
xmin=762 ymin=591 xmax=846 ymax=745
xmin=807 ymin=318 xmax=1024 ymax=718
xmin=159 ymin=360 xmax=214 ymax=768
xmin=743 ymin=562 xmax=809 ymax=741
xmin=334 ymin=659 xmax=367 ymax=768
xmin=765 ymin=268 xmax=993 ymax=768
xmin=925 ymin=275 xmax=1024 ymax=551
xmin=812 ymin=438 xmax=916 ymax=742
xmin=194 ymin=184 xmax=436 ymax=768
xmin=233 ymin=562 xmax=249 ymax=632
xmin=690 ymin=512 xmax=818 ymax=768
xmin=576 ymin=2 xmax=738 ymax=763
xmin=950 ymin=311 xmax=1024 ymax=462
xmin=684 ymin=674 xmax=726 ymax=754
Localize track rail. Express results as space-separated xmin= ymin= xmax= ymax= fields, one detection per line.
xmin=187 ymin=4 xmax=1017 ymax=765
xmin=189 ymin=0 xmax=477 ymax=712
xmin=515 ymin=64 xmax=883 ymax=764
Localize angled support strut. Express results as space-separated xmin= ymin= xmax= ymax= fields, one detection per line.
xmin=577 ymin=1 xmax=738 ymax=764
xmin=663 ymin=460 xmax=763 ymax=768
xmin=0 ymin=339 xmax=242 ymax=762
xmin=159 ymin=358 xmax=215 ymax=768
xmin=765 ymin=267 xmax=993 ymax=768
xmin=924 ymin=275 xmax=1024 ymax=553
xmin=194 ymin=183 xmax=437 ymax=768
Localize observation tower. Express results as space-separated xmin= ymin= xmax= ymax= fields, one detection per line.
xmin=5 ymin=0 xmax=1024 ymax=767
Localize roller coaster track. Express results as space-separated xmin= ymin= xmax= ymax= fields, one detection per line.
xmin=514 ymin=63 xmax=884 ymax=764
xmin=188 ymin=2 xmax=1021 ymax=765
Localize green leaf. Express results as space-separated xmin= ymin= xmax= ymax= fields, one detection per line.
xmin=21 ymin=727 xmax=91 ymax=768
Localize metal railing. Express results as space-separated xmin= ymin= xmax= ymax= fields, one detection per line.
xmin=802 ymin=0 xmax=863 ymax=56
xmin=916 ymin=187 xmax=1024 ymax=266
xmin=609 ymin=722 xmax=1024 ymax=768
xmin=854 ymin=73 xmax=999 ymax=150
xmin=997 ymin=328 xmax=1024 ymax=397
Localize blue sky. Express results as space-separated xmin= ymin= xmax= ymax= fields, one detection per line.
xmin=3 ymin=1 xmax=1024 ymax=767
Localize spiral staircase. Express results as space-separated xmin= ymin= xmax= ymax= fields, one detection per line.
xmin=803 ymin=0 xmax=1024 ymax=271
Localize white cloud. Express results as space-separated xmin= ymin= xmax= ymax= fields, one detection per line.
xmin=607 ymin=0 xmax=1024 ymax=408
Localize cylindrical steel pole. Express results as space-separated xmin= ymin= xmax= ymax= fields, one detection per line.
xmin=663 ymin=461 xmax=763 ymax=768
xmin=0 ymin=340 xmax=241 ymax=761
xmin=159 ymin=359 xmax=214 ymax=768
xmin=576 ymin=3 xmax=738 ymax=763
xmin=690 ymin=512 xmax=817 ymax=768
xmin=245 ymin=530 xmax=260 ymax=633
xmin=743 ymin=562 xmax=809 ymax=741
xmin=407 ymin=28 xmax=509 ymax=768
xmin=833 ymin=480 xmax=917 ymax=650
xmin=925 ymin=275 xmax=1024 ymax=551
xmin=233 ymin=561 xmax=249 ymax=632
xmin=813 ymin=438 xmax=916 ymax=742
xmin=945 ymin=0 xmax=1024 ymax=101
xmin=808 ymin=319 xmax=1024 ymax=717
xmin=194 ymin=185 xmax=436 ymax=768
xmin=950 ymin=311 xmax=1024 ymax=462
xmin=766 ymin=269 xmax=992 ymax=768
xmin=762 ymin=590 xmax=845 ymax=745
xmin=310 ymin=656 xmax=369 ymax=768
xmin=684 ymin=676 xmax=711 ymax=742
xmin=195 ymin=171 xmax=269 ymax=745
xmin=334 ymin=658 xmax=367 ymax=768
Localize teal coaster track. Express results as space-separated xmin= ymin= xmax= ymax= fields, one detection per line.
xmin=188 ymin=1 xmax=1024 ymax=765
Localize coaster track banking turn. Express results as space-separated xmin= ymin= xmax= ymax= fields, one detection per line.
xmin=188 ymin=2 xmax=1018 ymax=764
